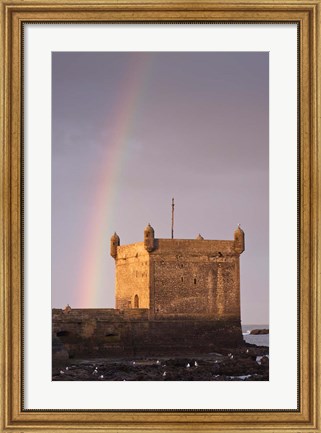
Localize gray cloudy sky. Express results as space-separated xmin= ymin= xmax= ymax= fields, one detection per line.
xmin=52 ymin=51 xmax=269 ymax=324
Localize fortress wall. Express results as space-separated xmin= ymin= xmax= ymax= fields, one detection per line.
xmin=153 ymin=239 xmax=235 ymax=254
xmin=52 ymin=308 xmax=243 ymax=361
xmin=117 ymin=242 xmax=146 ymax=259
xmin=216 ymin=261 xmax=241 ymax=317
xmin=152 ymin=259 xmax=217 ymax=316
xmin=115 ymin=243 xmax=150 ymax=309
xmin=149 ymin=254 xmax=241 ymax=319
xmin=52 ymin=308 xmax=150 ymax=360
xmin=53 ymin=230 xmax=244 ymax=362
xmin=52 ymin=308 xmax=150 ymax=321
xmin=113 ymin=238 xmax=241 ymax=317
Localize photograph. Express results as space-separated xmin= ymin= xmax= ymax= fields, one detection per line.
xmin=1 ymin=1 xmax=320 ymax=429
xmin=51 ymin=51 xmax=269 ymax=381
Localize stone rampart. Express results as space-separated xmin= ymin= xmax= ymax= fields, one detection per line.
xmin=152 ymin=238 xmax=236 ymax=255
xmin=52 ymin=308 xmax=243 ymax=362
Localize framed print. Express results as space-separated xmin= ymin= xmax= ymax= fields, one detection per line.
xmin=1 ymin=0 xmax=320 ymax=432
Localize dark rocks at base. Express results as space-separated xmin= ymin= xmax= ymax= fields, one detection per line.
xmin=244 ymin=342 xmax=268 ymax=354
xmin=260 ymin=355 xmax=269 ymax=366
xmin=52 ymin=346 xmax=269 ymax=382
xmin=250 ymin=329 xmax=269 ymax=335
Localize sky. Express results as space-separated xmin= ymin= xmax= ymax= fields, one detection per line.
xmin=52 ymin=51 xmax=269 ymax=324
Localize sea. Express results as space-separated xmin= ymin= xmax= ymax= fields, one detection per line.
xmin=242 ymin=324 xmax=269 ymax=347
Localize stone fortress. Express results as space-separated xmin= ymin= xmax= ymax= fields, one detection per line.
xmin=112 ymin=224 xmax=244 ymax=319
xmin=53 ymin=224 xmax=245 ymax=360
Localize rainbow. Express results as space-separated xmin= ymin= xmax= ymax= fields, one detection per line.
xmin=77 ymin=53 xmax=152 ymax=307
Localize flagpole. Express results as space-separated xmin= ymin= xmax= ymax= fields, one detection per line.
xmin=171 ymin=198 xmax=174 ymax=239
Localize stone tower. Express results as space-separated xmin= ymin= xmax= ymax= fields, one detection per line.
xmin=110 ymin=225 xmax=244 ymax=320
xmin=144 ymin=223 xmax=155 ymax=252
xmin=110 ymin=232 xmax=120 ymax=258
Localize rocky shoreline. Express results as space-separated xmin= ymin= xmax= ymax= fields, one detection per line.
xmin=52 ymin=343 xmax=269 ymax=381
xmin=250 ymin=328 xmax=269 ymax=335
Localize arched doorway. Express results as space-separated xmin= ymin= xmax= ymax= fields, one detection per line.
xmin=134 ymin=294 xmax=139 ymax=308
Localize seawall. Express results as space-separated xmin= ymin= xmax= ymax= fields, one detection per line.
xmin=52 ymin=308 xmax=244 ymax=362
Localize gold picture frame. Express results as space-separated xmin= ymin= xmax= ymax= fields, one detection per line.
xmin=1 ymin=0 xmax=320 ymax=431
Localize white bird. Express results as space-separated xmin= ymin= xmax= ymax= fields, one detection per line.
xmin=246 ymin=349 xmax=249 ymax=353
xmin=59 ymin=370 xmax=64 ymax=375
xmin=100 ymin=375 xmax=104 ymax=379
xmin=194 ymin=361 xmax=198 ymax=367
xmin=230 ymin=355 xmax=234 ymax=360
xmin=65 ymin=367 xmax=69 ymax=370
xmin=228 ymin=353 xmax=232 ymax=357
xmin=156 ymin=360 xmax=160 ymax=365
xmin=163 ymin=372 xmax=166 ymax=377
xmin=132 ymin=361 xmax=136 ymax=365
xmin=215 ymin=360 xmax=218 ymax=364
xmin=186 ymin=363 xmax=190 ymax=368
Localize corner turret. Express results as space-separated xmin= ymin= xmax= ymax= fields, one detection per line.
xmin=234 ymin=224 xmax=245 ymax=254
xmin=144 ymin=223 xmax=155 ymax=252
xmin=110 ymin=232 xmax=120 ymax=259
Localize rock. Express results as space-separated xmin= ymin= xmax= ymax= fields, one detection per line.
xmin=52 ymin=349 xmax=269 ymax=381
xmin=250 ymin=329 xmax=269 ymax=335
xmin=260 ymin=355 xmax=269 ymax=366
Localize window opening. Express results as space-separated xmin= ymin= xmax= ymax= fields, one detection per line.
xmin=134 ymin=294 xmax=139 ymax=308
